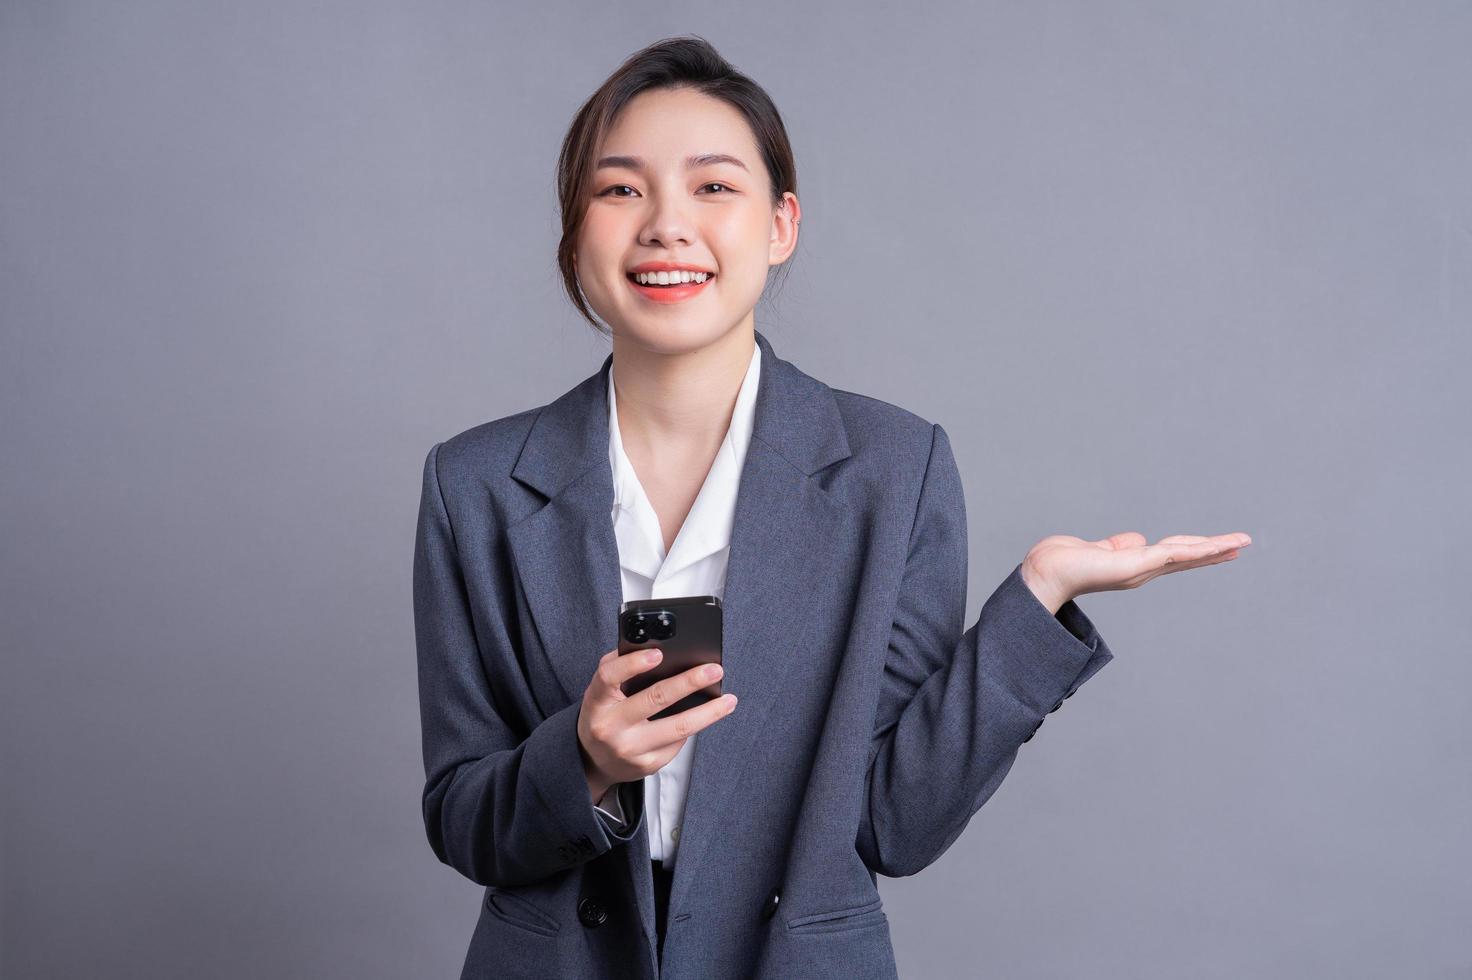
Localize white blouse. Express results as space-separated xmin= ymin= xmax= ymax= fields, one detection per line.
xmin=591 ymin=340 xmax=763 ymax=867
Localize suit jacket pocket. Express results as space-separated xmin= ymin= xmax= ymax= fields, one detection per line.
xmin=484 ymin=887 xmax=562 ymax=937
xmin=787 ymin=897 xmax=886 ymax=935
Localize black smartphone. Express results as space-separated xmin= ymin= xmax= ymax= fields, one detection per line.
xmin=618 ymin=594 xmax=723 ymax=721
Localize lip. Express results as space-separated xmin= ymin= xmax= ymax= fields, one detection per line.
xmin=626 ymin=270 xmax=715 ymax=305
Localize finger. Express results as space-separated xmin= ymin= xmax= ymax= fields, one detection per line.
xmin=588 ymin=647 xmax=664 ymax=705
xmin=1147 ymin=537 xmax=1251 ymax=575
xmin=638 ymin=689 xmax=739 ymax=752
xmin=632 ymin=661 xmax=725 ymax=724
xmin=1165 ymin=549 xmax=1243 ymax=576
xmin=1148 ymin=539 xmax=1230 ymax=570
xmin=1152 ymin=532 xmax=1252 ymax=550
xmin=1151 ymin=534 xmax=1215 ymax=546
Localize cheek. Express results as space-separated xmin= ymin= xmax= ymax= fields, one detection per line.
xmin=577 ymin=212 xmax=625 ymax=266
xmin=706 ymin=211 xmax=774 ymax=277
xmin=707 ymin=206 xmax=767 ymax=242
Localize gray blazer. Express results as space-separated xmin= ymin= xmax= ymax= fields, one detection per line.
xmin=413 ymin=328 xmax=1115 ymax=979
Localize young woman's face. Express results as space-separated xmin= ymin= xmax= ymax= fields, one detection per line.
xmin=576 ymin=86 xmax=798 ymax=352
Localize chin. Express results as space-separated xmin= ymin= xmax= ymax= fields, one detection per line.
xmin=608 ymin=317 xmax=747 ymax=356
xmin=616 ymin=322 xmax=723 ymax=352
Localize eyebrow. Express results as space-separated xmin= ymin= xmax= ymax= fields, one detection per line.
xmin=595 ymin=152 xmax=750 ymax=173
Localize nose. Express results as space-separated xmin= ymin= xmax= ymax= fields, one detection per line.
xmin=640 ymin=196 xmax=695 ymax=249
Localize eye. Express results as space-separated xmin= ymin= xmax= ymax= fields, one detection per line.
xmin=700 ymin=182 xmax=733 ymax=194
xmin=598 ymin=184 xmax=638 ymax=198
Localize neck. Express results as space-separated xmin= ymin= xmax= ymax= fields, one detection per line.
xmin=610 ymin=321 xmax=756 ymax=451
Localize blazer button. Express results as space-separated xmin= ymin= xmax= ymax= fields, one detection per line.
xmin=1049 ymin=697 xmax=1064 ymax=713
xmin=577 ymin=897 xmax=609 ymax=928
xmin=1022 ymin=719 xmax=1042 ymax=743
xmin=762 ymin=887 xmax=781 ymax=920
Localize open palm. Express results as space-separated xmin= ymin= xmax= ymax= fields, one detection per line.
xmin=1023 ymin=531 xmax=1252 ymax=611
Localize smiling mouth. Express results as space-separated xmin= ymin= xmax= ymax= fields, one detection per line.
xmin=626 ymin=272 xmax=716 ymax=287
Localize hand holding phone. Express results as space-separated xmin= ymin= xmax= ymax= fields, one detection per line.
xmin=577 ymin=645 xmax=738 ymax=802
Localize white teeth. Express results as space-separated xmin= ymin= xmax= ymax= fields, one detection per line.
xmin=632 ymin=270 xmax=710 ymax=285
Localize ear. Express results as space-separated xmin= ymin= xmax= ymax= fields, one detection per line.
xmin=769 ymin=192 xmax=801 ymax=268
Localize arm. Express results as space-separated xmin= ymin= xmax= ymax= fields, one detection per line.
xmin=856 ymin=424 xmax=1114 ymax=878
xmin=414 ymin=442 xmax=643 ymax=888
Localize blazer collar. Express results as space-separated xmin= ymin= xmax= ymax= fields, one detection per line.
xmin=510 ymin=328 xmax=849 ymax=498
xmin=504 ymin=328 xmax=855 ymax=958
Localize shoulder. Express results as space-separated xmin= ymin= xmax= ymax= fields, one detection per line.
xmin=431 ymin=407 xmax=540 ymax=469
xmin=419 ymin=405 xmax=544 ymax=513
xmin=827 ymin=384 xmax=948 ymax=476
xmin=811 ymin=381 xmax=968 ymax=552
xmin=805 ymin=380 xmax=962 ymax=536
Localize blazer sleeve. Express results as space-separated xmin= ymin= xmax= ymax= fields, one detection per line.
xmin=855 ymin=423 xmax=1115 ymax=878
xmin=593 ymin=782 xmax=630 ymax=830
xmin=414 ymin=442 xmax=645 ymax=888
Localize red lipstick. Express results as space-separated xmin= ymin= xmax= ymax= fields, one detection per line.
xmin=625 ymin=261 xmax=716 ymax=305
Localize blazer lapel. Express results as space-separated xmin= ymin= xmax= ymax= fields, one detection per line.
xmin=665 ymin=333 xmax=854 ymax=918
xmin=506 ymin=328 xmax=855 ymax=937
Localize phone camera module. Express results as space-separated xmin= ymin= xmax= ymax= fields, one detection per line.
xmin=650 ymin=611 xmax=675 ymax=641
xmin=624 ymin=610 xmax=677 ymax=645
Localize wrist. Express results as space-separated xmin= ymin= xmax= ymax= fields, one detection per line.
xmin=1019 ymin=558 xmax=1068 ymax=616
xmin=585 ymin=766 xmax=612 ymax=804
xmin=577 ymin=732 xmax=613 ymax=802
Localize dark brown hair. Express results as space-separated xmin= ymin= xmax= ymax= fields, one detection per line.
xmin=555 ymin=36 xmax=799 ymax=334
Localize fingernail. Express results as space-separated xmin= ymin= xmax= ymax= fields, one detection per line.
xmin=725 ymin=694 xmax=738 ymax=706
xmin=646 ymin=650 xmax=661 ymax=662
xmin=702 ymin=664 xmax=722 ymax=681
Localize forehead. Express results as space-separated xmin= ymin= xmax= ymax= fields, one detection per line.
xmin=598 ymin=87 xmax=758 ymax=165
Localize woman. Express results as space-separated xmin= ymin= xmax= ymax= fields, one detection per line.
xmin=413 ymin=36 xmax=1250 ymax=980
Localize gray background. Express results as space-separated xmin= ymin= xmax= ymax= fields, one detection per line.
xmin=2 ymin=2 xmax=1469 ymax=977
